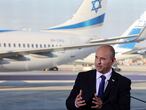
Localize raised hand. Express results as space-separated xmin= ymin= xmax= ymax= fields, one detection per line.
xmin=75 ymin=90 xmax=86 ymax=108
xmin=91 ymin=93 xmax=103 ymax=109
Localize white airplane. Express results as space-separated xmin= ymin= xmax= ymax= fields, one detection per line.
xmin=0 ymin=0 xmax=143 ymax=71
xmin=75 ymin=11 xmax=146 ymax=64
xmin=126 ymin=42 xmax=146 ymax=55
xmin=122 ymin=36 xmax=146 ymax=56
xmin=115 ymin=11 xmax=146 ymax=59
xmin=114 ymin=11 xmax=146 ymax=54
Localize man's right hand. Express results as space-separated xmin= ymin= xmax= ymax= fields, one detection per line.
xmin=75 ymin=90 xmax=86 ymax=108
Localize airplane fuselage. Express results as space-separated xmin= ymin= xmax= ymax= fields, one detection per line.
xmin=0 ymin=31 xmax=96 ymax=71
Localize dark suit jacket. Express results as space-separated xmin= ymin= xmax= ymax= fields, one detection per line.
xmin=66 ymin=69 xmax=131 ymax=110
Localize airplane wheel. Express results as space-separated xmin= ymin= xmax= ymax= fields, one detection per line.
xmin=49 ymin=67 xmax=58 ymax=71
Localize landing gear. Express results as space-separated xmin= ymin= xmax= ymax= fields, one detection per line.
xmin=49 ymin=67 xmax=59 ymax=71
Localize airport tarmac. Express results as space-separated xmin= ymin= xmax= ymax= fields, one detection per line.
xmin=0 ymin=71 xmax=146 ymax=110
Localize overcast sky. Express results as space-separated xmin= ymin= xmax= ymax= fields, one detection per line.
xmin=0 ymin=0 xmax=146 ymax=37
xmin=0 ymin=0 xmax=81 ymax=30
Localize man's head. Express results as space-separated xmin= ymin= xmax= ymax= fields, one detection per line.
xmin=95 ymin=45 xmax=116 ymax=74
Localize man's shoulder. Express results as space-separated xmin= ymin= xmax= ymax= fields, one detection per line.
xmin=76 ymin=69 xmax=96 ymax=82
xmin=79 ymin=69 xmax=96 ymax=74
xmin=78 ymin=69 xmax=96 ymax=76
xmin=113 ymin=71 xmax=131 ymax=83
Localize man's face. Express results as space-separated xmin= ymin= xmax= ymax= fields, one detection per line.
xmin=95 ymin=47 xmax=115 ymax=74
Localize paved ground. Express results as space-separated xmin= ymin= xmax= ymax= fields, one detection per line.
xmin=0 ymin=89 xmax=145 ymax=110
xmin=0 ymin=71 xmax=145 ymax=110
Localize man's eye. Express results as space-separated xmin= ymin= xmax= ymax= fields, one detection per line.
xmin=95 ymin=56 xmax=98 ymax=58
xmin=101 ymin=58 xmax=106 ymax=60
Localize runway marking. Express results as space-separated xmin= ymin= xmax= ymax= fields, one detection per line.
xmin=0 ymin=80 xmax=75 ymax=83
xmin=0 ymin=86 xmax=73 ymax=91
xmin=24 ymin=80 xmax=75 ymax=83
xmin=131 ymin=82 xmax=146 ymax=90
xmin=0 ymin=84 xmax=145 ymax=91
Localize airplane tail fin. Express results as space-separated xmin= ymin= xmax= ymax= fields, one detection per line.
xmin=121 ymin=11 xmax=146 ymax=39
xmin=115 ymin=11 xmax=146 ymax=51
xmin=48 ymin=0 xmax=107 ymax=30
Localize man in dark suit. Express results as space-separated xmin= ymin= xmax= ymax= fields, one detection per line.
xmin=66 ymin=45 xmax=131 ymax=110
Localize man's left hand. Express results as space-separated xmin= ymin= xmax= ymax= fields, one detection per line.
xmin=91 ymin=94 xmax=103 ymax=109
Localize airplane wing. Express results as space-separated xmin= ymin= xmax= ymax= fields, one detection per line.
xmin=0 ymin=37 xmax=141 ymax=59
xmin=123 ymin=47 xmax=146 ymax=54
xmin=89 ymin=34 xmax=139 ymax=43
xmin=89 ymin=19 xmax=146 ymax=44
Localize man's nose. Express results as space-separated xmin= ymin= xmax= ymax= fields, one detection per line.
xmin=96 ymin=58 xmax=101 ymax=64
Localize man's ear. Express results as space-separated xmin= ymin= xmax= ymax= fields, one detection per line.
xmin=112 ymin=58 xmax=116 ymax=63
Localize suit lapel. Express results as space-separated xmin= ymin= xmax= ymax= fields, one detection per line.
xmin=104 ymin=70 xmax=117 ymax=98
xmin=89 ymin=69 xmax=96 ymax=94
xmin=83 ymin=70 xmax=96 ymax=102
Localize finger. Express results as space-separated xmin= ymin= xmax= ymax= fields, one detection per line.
xmin=76 ymin=96 xmax=83 ymax=103
xmin=91 ymin=104 xmax=102 ymax=109
xmin=91 ymin=101 xmax=102 ymax=109
xmin=92 ymin=100 xmax=100 ymax=105
xmin=93 ymin=99 xmax=102 ymax=105
xmin=92 ymin=97 xmax=100 ymax=102
xmin=92 ymin=98 xmax=103 ymax=106
xmin=76 ymin=94 xmax=82 ymax=99
xmin=78 ymin=100 xmax=86 ymax=104
xmin=92 ymin=96 xmax=101 ymax=101
xmin=79 ymin=90 xmax=82 ymax=95
xmin=94 ymin=93 xmax=97 ymax=97
xmin=92 ymin=93 xmax=99 ymax=101
xmin=78 ymin=103 xmax=86 ymax=107
xmin=77 ymin=90 xmax=82 ymax=98
xmin=76 ymin=100 xmax=86 ymax=107
xmin=91 ymin=104 xmax=100 ymax=109
xmin=75 ymin=95 xmax=84 ymax=104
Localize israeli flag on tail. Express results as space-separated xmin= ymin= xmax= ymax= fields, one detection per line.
xmin=48 ymin=0 xmax=107 ymax=30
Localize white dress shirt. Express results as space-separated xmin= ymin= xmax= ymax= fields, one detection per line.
xmin=96 ymin=69 xmax=112 ymax=96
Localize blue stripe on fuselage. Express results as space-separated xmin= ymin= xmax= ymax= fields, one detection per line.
xmin=0 ymin=29 xmax=15 ymax=32
xmin=119 ymin=28 xmax=142 ymax=49
xmin=48 ymin=13 xmax=105 ymax=30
